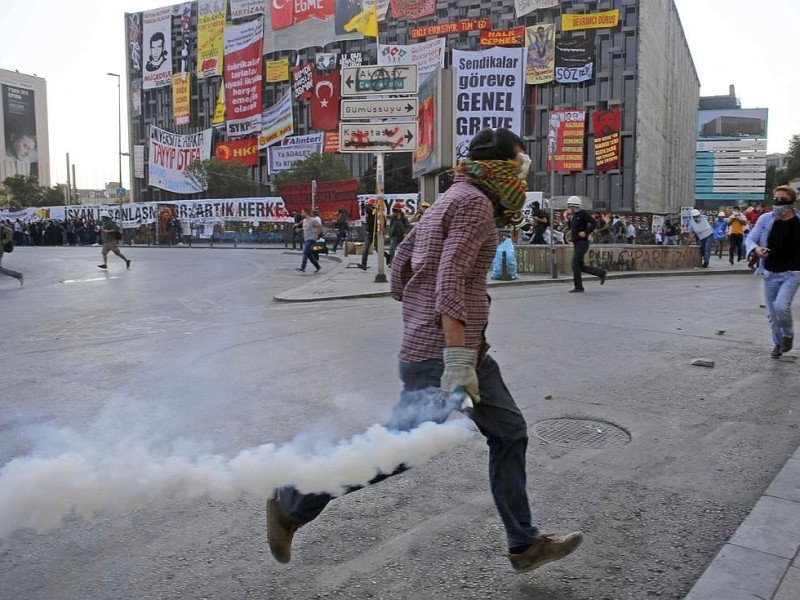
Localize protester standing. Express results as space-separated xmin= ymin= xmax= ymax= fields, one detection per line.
xmin=385 ymin=202 xmax=410 ymax=267
xmin=267 ymin=127 xmax=583 ymax=573
xmin=331 ymin=208 xmax=349 ymax=253
xmin=728 ymin=207 xmax=747 ymax=264
xmin=746 ymin=186 xmax=800 ymax=358
xmin=359 ymin=198 xmax=377 ymax=270
xmin=295 ymin=208 xmax=322 ymax=273
xmin=567 ymin=196 xmax=607 ymax=292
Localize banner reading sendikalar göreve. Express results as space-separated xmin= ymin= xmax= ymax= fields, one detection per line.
xmin=452 ymin=47 xmax=525 ymax=159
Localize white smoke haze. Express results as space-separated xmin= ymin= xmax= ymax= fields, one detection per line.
xmin=0 ymin=418 xmax=474 ymax=539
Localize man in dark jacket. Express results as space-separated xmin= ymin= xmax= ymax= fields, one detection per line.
xmin=385 ymin=202 xmax=410 ymax=267
xmin=567 ymin=196 xmax=606 ymax=293
xmin=360 ymin=198 xmax=378 ymax=270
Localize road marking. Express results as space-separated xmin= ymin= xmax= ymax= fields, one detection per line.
xmin=60 ymin=277 xmax=120 ymax=284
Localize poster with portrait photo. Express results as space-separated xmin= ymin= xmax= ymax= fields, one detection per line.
xmin=142 ymin=6 xmax=173 ymax=89
xmin=2 ymin=84 xmax=38 ymax=179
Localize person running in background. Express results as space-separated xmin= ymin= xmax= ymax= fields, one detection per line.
xmin=97 ymin=212 xmax=131 ymax=270
xmin=0 ymin=222 xmax=23 ymax=286
xmin=713 ymin=212 xmax=728 ymax=259
xmin=728 ymin=207 xmax=747 ymax=264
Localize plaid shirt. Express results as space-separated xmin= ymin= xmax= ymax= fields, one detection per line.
xmin=390 ymin=177 xmax=498 ymax=362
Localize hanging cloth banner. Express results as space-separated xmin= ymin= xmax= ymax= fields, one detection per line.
xmin=593 ymin=107 xmax=621 ymax=172
xmin=548 ymin=109 xmax=586 ymax=172
xmin=223 ymin=18 xmax=264 ymax=138
xmin=197 ymin=0 xmax=226 ymax=78
xmin=142 ymin=6 xmax=173 ymax=89
xmin=514 ymin=0 xmax=558 ymax=19
xmin=525 ymin=24 xmax=555 ymax=85
xmin=555 ymin=38 xmax=595 ymax=84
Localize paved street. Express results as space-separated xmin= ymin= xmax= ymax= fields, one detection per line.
xmin=1 ymin=246 xmax=799 ymax=600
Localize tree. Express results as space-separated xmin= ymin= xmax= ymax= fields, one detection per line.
xmin=43 ymin=185 xmax=67 ymax=206
xmin=184 ymin=158 xmax=262 ymax=198
xmin=784 ymin=134 xmax=800 ymax=181
xmin=274 ymin=153 xmax=352 ymax=184
xmin=3 ymin=175 xmax=44 ymax=210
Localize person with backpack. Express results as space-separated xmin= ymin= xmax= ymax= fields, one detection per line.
xmin=97 ymin=211 xmax=131 ymax=270
xmin=0 ymin=221 xmax=24 ymax=285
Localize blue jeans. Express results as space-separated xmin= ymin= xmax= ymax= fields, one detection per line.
xmin=276 ymin=355 xmax=541 ymax=549
xmin=698 ymin=236 xmax=712 ymax=267
xmin=763 ymin=270 xmax=800 ymax=346
xmin=300 ymin=239 xmax=320 ymax=271
xmin=361 ymin=231 xmax=373 ymax=268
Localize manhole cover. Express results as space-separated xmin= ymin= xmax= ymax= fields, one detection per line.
xmin=532 ymin=418 xmax=631 ymax=449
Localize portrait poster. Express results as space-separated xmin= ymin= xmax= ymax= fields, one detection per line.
xmin=452 ymin=47 xmax=525 ymax=159
xmin=224 ymin=18 xmax=264 ymax=139
xmin=525 ymin=24 xmax=555 ymax=85
xmin=555 ymin=38 xmax=595 ymax=84
xmin=142 ymin=6 xmax=173 ymax=89
xmin=197 ymin=0 xmax=226 ymax=78
xmin=2 ymin=84 xmax=38 ymax=179
xmin=593 ymin=107 xmax=621 ymax=172
xmin=148 ymin=126 xmax=213 ymax=194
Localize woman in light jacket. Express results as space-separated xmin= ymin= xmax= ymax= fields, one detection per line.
xmin=745 ymin=185 xmax=800 ymax=358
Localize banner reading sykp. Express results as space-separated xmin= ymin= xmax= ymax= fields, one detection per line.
xmin=224 ymin=18 xmax=264 ymax=138
xmin=453 ymin=47 xmax=525 ymax=159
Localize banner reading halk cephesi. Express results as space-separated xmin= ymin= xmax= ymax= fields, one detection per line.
xmin=453 ymin=47 xmax=524 ymax=159
xmin=525 ymin=24 xmax=555 ymax=84
xmin=548 ymin=109 xmax=586 ymax=172
xmin=555 ymin=38 xmax=595 ymax=84
xmin=197 ymin=0 xmax=225 ymax=78
xmin=142 ymin=6 xmax=172 ymax=89
xmin=148 ymin=126 xmax=213 ymax=194
xmin=224 ymin=18 xmax=263 ymax=138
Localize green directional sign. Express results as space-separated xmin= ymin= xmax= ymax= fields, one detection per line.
xmin=341 ymin=65 xmax=419 ymax=97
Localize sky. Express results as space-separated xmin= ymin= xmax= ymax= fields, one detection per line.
xmin=0 ymin=0 xmax=798 ymax=190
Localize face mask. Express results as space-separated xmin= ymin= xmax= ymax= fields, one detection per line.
xmin=515 ymin=153 xmax=531 ymax=181
xmin=773 ymin=205 xmax=792 ymax=219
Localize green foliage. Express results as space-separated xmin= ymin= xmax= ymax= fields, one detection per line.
xmin=2 ymin=175 xmax=45 ymax=210
xmin=784 ymin=134 xmax=800 ymax=181
xmin=274 ymin=153 xmax=352 ymax=184
xmin=185 ymin=158 xmax=261 ymax=198
xmin=43 ymin=185 xmax=67 ymax=206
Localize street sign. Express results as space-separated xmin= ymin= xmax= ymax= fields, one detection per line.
xmin=340 ymin=97 xmax=419 ymax=120
xmin=339 ymin=122 xmax=418 ymax=153
xmin=116 ymin=187 xmax=126 ymax=197
xmin=341 ymin=65 xmax=418 ymax=97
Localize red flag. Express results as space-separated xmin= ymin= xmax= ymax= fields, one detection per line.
xmin=391 ymin=0 xmax=436 ymax=20
xmin=215 ymin=138 xmax=259 ymax=166
xmin=295 ymin=0 xmax=333 ymax=23
xmin=311 ymin=70 xmax=340 ymax=131
xmin=270 ymin=0 xmax=294 ymax=30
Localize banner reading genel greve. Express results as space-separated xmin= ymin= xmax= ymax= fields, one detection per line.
xmin=453 ymin=47 xmax=525 ymax=159
xmin=197 ymin=0 xmax=225 ymax=78
xmin=148 ymin=126 xmax=213 ymax=194
xmin=224 ymin=18 xmax=264 ymax=139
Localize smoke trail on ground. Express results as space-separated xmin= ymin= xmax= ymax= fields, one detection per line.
xmin=0 ymin=418 xmax=474 ymax=539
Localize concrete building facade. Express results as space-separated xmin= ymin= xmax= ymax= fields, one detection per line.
xmin=124 ymin=0 xmax=698 ymax=215
xmin=0 ymin=69 xmax=50 ymax=187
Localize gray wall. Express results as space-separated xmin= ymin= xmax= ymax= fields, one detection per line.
xmin=634 ymin=0 xmax=699 ymax=214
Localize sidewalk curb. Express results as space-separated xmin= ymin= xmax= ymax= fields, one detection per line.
xmin=273 ymin=267 xmax=753 ymax=303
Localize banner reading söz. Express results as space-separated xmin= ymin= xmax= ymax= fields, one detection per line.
xmin=453 ymin=47 xmax=524 ymax=159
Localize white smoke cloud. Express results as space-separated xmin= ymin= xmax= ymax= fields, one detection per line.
xmin=0 ymin=418 xmax=474 ymax=539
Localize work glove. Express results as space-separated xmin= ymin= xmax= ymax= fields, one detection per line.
xmin=441 ymin=346 xmax=480 ymax=405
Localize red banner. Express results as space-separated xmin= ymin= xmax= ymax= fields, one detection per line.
xmin=224 ymin=19 xmax=263 ymax=139
xmin=277 ymin=179 xmax=359 ymax=223
xmin=410 ymin=18 xmax=491 ymax=39
xmin=593 ymin=107 xmax=621 ymax=172
xmin=548 ymin=109 xmax=586 ymax=172
xmin=311 ymin=70 xmax=340 ymax=131
xmin=215 ymin=138 xmax=259 ymax=166
xmin=480 ymin=27 xmax=524 ymax=47
xmin=391 ymin=0 xmax=436 ymax=20
xmin=324 ymin=132 xmax=340 ymax=153
xmin=270 ymin=0 xmax=293 ymax=30
xmin=292 ymin=62 xmax=314 ymax=102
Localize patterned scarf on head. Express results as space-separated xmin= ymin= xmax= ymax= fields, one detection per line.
xmin=455 ymin=158 xmax=528 ymax=227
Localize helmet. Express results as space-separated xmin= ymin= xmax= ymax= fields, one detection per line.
xmin=691 ymin=209 xmax=701 ymax=217
xmin=392 ymin=202 xmax=404 ymax=212
xmin=366 ymin=198 xmax=377 ymax=206
xmin=718 ymin=212 xmax=725 ymax=218
xmin=567 ymin=196 xmax=582 ymax=207
xmin=100 ymin=210 xmax=111 ymax=219
xmin=421 ymin=201 xmax=431 ymax=208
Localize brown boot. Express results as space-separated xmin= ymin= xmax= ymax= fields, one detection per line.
xmin=266 ymin=494 xmax=301 ymax=564
xmin=508 ymin=531 xmax=584 ymax=573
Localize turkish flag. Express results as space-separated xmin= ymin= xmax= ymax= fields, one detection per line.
xmin=270 ymin=0 xmax=294 ymax=30
xmin=311 ymin=70 xmax=340 ymax=131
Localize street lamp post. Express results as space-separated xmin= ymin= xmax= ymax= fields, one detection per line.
xmin=107 ymin=72 xmax=123 ymax=189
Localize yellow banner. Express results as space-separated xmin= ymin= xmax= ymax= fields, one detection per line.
xmin=265 ymin=58 xmax=289 ymax=83
xmin=197 ymin=8 xmax=225 ymax=78
xmin=212 ymin=85 xmax=225 ymax=125
xmin=562 ymin=9 xmax=619 ymax=31
xmin=172 ymin=73 xmax=191 ymax=126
